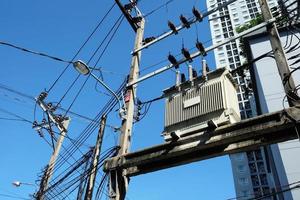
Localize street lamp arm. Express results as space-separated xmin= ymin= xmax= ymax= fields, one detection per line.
xmin=90 ymin=72 xmax=122 ymax=107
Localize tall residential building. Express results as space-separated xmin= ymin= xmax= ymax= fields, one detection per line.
xmin=244 ymin=26 xmax=300 ymax=200
xmin=205 ymin=0 xmax=288 ymax=199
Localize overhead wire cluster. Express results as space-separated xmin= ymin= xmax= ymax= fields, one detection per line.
xmin=276 ymin=0 xmax=300 ymax=106
xmin=34 ymin=78 xmax=127 ymax=199
xmin=2 ymin=2 xmax=131 ymax=199
xmin=40 ymin=146 xmax=119 ymax=200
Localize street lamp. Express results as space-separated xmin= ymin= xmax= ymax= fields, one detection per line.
xmin=73 ymin=60 xmax=126 ymax=118
xmin=12 ymin=181 xmax=36 ymax=187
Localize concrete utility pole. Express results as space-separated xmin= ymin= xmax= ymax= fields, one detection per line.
xmin=36 ymin=95 xmax=70 ymax=200
xmin=108 ymin=2 xmax=145 ymax=199
xmin=258 ymin=0 xmax=299 ymax=106
xmin=84 ymin=115 xmax=107 ymax=200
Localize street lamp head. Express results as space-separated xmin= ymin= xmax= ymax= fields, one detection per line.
xmin=73 ymin=60 xmax=90 ymax=75
xmin=12 ymin=181 xmax=21 ymax=187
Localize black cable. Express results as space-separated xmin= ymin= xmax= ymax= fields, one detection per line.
xmin=140 ymin=95 xmax=164 ymax=104
xmin=249 ymin=183 xmax=300 ymax=200
xmin=52 ymin=79 xmax=126 ymax=175
xmin=93 ymin=15 xmax=125 ymax=67
xmin=55 ymin=13 xmax=123 ymax=108
xmin=61 ymin=15 xmax=125 ymax=118
xmin=0 ymin=107 xmax=32 ymax=124
xmin=95 ymin=173 xmax=109 ymax=200
xmin=0 ymin=193 xmax=30 ymax=200
xmin=87 ymin=14 xmax=123 ymax=66
xmin=143 ymin=0 xmax=176 ymax=18
xmin=53 ymin=82 xmax=123 ymax=167
xmin=0 ymin=117 xmax=30 ymax=122
xmin=56 ymin=74 xmax=81 ymax=108
xmin=0 ymin=82 xmax=118 ymax=130
xmin=47 ymin=2 xmax=117 ymax=93
xmin=0 ymin=41 xmax=73 ymax=64
xmin=46 ymin=147 xmax=118 ymax=199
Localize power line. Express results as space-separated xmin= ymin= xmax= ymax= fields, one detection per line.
xmin=0 ymin=41 xmax=73 ymax=64
xmin=56 ymin=15 xmax=125 ymax=115
xmin=0 ymin=107 xmax=32 ymax=124
xmin=47 ymin=2 xmax=117 ymax=93
xmin=0 ymin=82 xmax=119 ymax=130
xmin=0 ymin=193 xmax=30 ymax=200
xmin=62 ymin=15 xmax=125 ymax=118
xmin=143 ymin=0 xmax=176 ymax=18
xmin=50 ymin=78 xmax=126 ymax=179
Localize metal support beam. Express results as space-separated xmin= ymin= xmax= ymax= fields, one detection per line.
xmin=104 ymin=106 xmax=300 ymax=177
xmin=127 ymin=18 xmax=276 ymax=87
xmin=132 ymin=0 xmax=237 ymax=54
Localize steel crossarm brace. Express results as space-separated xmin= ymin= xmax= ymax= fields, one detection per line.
xmin=104 ymin=106 xmax=300 ymax=177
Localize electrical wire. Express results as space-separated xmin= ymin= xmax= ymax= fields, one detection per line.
xmin=143 ymin=0 xmax=176 ymax=18
xmin=0 ymin=107 xmax=32 ymax=124
xmin=0 ymin=82 xmax=119 ymax=130
xmin=0 ymin=193 xmax=30 ymax=200
xmin=51 ymin=78 xmax=126 ymax=178
xmin=47 ymin=2 xmax=117 ymax=93
xmin=0 ymin=41 xmax=73 ymax=64
xmin=60 ymin=15 xmax=125 ymax=118
xmin=44 ymin=147 xmax=118 ymax=199
xmin=93 ymin=16 xmax=125 ymax=67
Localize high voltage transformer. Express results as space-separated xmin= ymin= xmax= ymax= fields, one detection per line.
xmin=162 ymin=65 xmax=240 ymax=141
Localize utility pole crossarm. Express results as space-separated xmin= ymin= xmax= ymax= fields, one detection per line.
xmin=35 ymin=94 xmax=71 ymax=200
xmin=127 ymin=18 xmax=276 ymax=87
xmin=104 ymin=106 xmax=300 ymax=177
xmin=131 ymin=0 xmax=237 ymax=54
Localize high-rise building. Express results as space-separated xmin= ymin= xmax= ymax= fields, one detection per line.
xmin=243 ymin=26 xmax=300 ymax=200
xmin=205 ymin=0 xmax=292 ymax=199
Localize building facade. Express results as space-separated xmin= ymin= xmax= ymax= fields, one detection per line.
xmin=244 ymin=27 xmax=300 ymax=199
xmin=205 ymin=0 xmax=288 ymax=199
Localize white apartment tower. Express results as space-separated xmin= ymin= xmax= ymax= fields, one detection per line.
xmin=206 ymin=0 xmax=285 ymax=199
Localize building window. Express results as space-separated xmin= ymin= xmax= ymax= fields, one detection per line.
xmin=246 ymin=110 xmax=252 ymax=118
xmin=238 ymin=94 xmax=242 ymax=101
xmin=249 ymin=163 xmax=257 ymax=173
xmin=260 ymin=174 xmax=268 ymax=185
xmin=255 ymin=150 xmax=263 ymax=160
xmin=257 ymin=162 xmax=265 ymax=173
xmin=238 ymin=165 xmax=246 ymax=173
xmin=239 ymin=103 xmax=244 ymax=110
xmin=262 ymin=187 xmax=270 ymax=195
xmin=251 ymin=175 xmax=260 ymax=186
xmin=220 ymin=59 xmax=226 ymax=64
xmin=241 ymin=190 xmax=250 ymax=198
xmin=254 ymin=188 xmax=262 ymax=197
xmin=239 ymin=177 xmax=249 ymax=185
xmin=240 ymin=111 xmax=246 ymax=119
xmin=247 ymin=152 xmax=255 ymax=161
xmin=244 ymin=101 xmax=251 ymax=109
xmin=235 ymin=153 xmax=244 ymax=161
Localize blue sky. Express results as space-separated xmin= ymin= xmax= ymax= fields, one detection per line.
xmin=0 ymin=0 xmax=235 ymax=199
